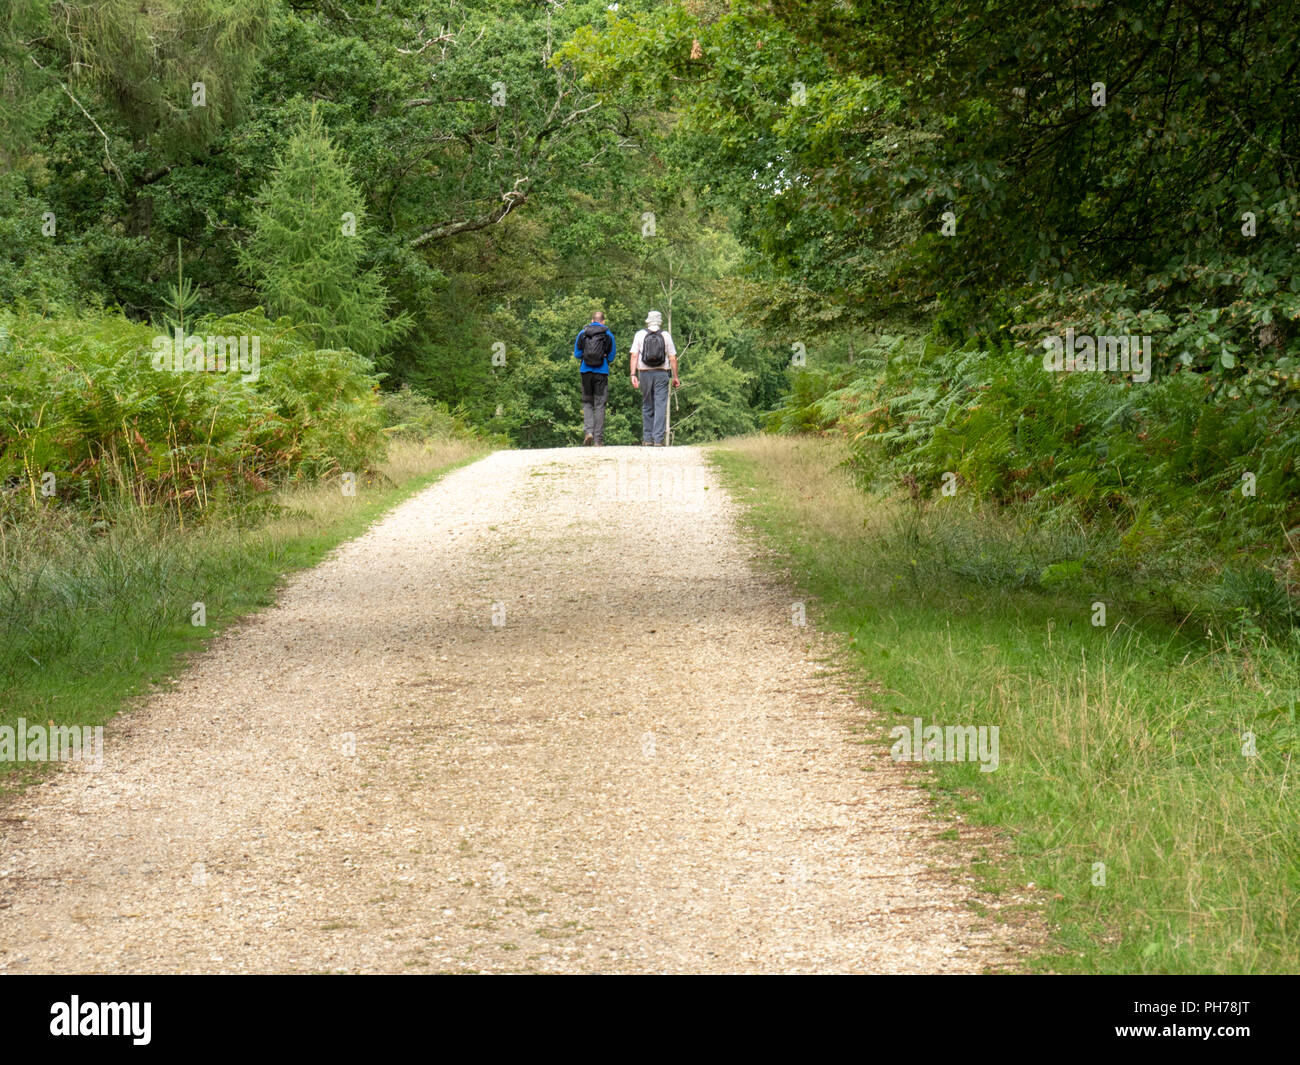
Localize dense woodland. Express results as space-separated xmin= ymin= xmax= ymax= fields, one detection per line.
xmin=2 ymin=0 xmax=1299 ymax=625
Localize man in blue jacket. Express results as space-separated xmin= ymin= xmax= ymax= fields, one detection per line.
xmin=573 ymin=311 xmax=617 ymax=446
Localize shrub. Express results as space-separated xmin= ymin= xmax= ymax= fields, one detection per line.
xmin=0 ymin=308 xmax=385 ymax=519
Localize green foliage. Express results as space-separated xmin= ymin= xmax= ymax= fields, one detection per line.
xmin=2 ymin=0 xmax=784 ymax=449
xmin=0 ymin=0 xmax=57 ymax=169
xmin=557 ymin=0 xmax=1300 ymax=628
xmin=872 ymin=341 xmax=1300 ymax=544
xmin=380 ymin=385 xmax=482 ymax=443
xmin=583 ymin=0 xmax=1300 ymax=341
xmin=481 ymin=284 xmax=768 ymax=448
xmin=779 ymin=330 xmax=1300 ymax=628
xmin=0 ymin=310 xmax=386 ymax=519
xmin=0 ymin=174 xmax=91 ymax=311
xmin=241 ymin=107 xmax=410 ymax=359
xmin=668 ymin=344 xmax=755 ymax=440
xmin=53 ymin=0 xmax=275 ymax=155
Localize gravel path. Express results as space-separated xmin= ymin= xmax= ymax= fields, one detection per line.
xmin=0 ymin=446 xmax=1023 ymax=974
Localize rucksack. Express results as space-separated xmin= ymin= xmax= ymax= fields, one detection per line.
xmin=581 ymin=323 xmax=609 ymax=367
xmin=641 ymin=329 xmax=666 ymax=367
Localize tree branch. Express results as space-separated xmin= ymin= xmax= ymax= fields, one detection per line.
xmin=30 ymin=53 xmax=124 ymax=186
xmin=409 ymin=178 xmax=530 ymax=247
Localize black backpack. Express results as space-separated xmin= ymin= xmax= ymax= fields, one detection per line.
xmin=641 ymin=329 xmax=666 ymax=367
xmin=581 ymin=323 xmax=610 ymax=367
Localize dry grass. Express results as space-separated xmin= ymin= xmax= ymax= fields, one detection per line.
xmin=712 ymin=432 xmax=1300 ymax=973
xmin=378 ymin=437 xmax=483 ymax=485
xmin=267 ymin=438 xmax=483 ymax=531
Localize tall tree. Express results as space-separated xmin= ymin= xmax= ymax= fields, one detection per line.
xmin=241 ymin=106 xmax=410 ymax=358
xmin=0 ymin=0 xmax=56 ymax=172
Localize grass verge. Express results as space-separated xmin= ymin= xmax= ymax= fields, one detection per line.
xmin=0 ymin=438 xmax=486 ymax=795
xmin=710 ymin=433 xmax=1299 ymax=974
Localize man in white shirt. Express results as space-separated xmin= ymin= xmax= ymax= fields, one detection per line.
xmin=629 ymin=310 xmax=680 ymax=446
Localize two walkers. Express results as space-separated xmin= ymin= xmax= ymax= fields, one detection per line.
xmin=573 ymin=310 xmax=679 ymax=447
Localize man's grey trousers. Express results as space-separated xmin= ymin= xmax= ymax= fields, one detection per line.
xmin=639 ymin=369 xmax=670 ymax=444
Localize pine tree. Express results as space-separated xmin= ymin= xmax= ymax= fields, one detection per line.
xmin=241 ymin=107 xmax=409 ymax=358
xmin=0 ymin=0 xmax=56 ymax=171
xmin=54 ymin=0 xmax=274 ymax=155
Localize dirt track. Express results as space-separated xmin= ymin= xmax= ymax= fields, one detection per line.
xmin=0 ymin=446 xmax=1022 ymax=973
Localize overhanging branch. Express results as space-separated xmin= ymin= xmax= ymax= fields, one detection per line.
xmin=408 ymin=178 xmax=530 ymax=247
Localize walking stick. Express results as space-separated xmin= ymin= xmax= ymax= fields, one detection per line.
xmin=665 ymin=378 xmax=672 ymax=447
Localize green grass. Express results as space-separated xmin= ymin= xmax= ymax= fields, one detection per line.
xmin=0 ymin=438 xmax=487 ymax=795
xmin=710 ymin=433 xmax=1300 ymax=974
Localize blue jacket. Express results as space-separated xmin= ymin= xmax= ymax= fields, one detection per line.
xmin=573 ymin=322 xmax=616 ymax=374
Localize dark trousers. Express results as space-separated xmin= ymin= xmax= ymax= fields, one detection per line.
xmin=581 ymin=371 xmax=608 ymax=443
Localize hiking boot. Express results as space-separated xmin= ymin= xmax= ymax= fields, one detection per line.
xmin=583 ymin=433 xmax=594 ymax=446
